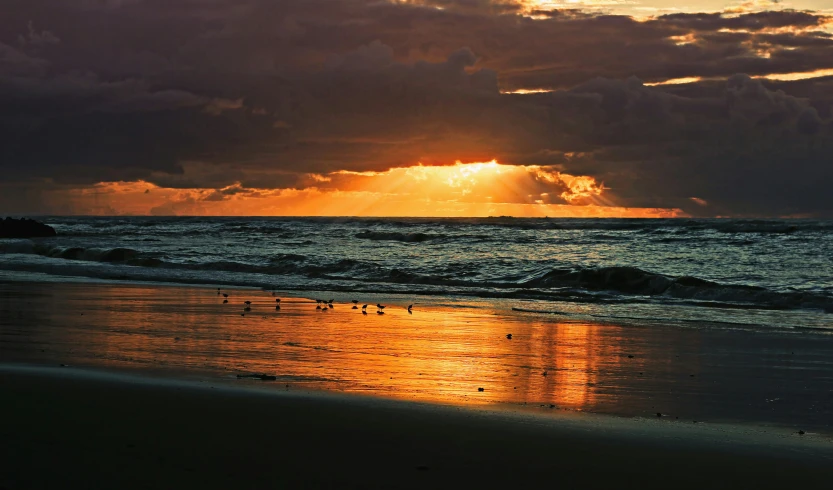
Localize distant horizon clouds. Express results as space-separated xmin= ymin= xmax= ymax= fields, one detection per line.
xmin=1 ymin=0 xmax=832 ymax=217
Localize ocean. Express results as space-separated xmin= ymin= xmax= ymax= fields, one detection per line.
xmin=2 ymin=216 xmax=833 ymax=432
xmin=1 ymin=217 xmax=831 ymax=331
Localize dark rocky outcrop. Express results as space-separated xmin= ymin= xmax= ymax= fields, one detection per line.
xmin=0 ymin=217 xmax=57 ymax=238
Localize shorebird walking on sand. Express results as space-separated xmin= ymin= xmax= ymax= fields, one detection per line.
xmin=222 ymin=293 xmax=229 ymax=298
xmin=376 ymin=303 xmax=386 ymax=311
xmin=362 ymin=304 xmax=368 ymax=310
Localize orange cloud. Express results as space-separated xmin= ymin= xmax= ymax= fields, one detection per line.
xmin=52 ymin=161 xmax=684 ymax=218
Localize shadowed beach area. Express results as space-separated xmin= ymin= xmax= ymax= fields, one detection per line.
xmin=2 ymin=279 xmax=833 ymax=488
xmin=1 ymin=365 xmax=832 ymax=490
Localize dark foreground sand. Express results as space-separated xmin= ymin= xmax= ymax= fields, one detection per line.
xmin=1 ymin=366 xmax=831 ymax=489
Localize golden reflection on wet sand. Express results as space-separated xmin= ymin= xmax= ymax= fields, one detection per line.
xmin=1 ymin=282 xmax=641 ymax=411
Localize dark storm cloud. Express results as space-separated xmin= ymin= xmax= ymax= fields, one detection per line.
xmin=1 ymin=0 xmax=832 ymax=215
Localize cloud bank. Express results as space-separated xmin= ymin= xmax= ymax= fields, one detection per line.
xmin=1 ymin=0 xmax=832 ymax=216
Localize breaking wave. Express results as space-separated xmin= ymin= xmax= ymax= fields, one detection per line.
xmin=3 ymin=239 xmax=830 ymax=313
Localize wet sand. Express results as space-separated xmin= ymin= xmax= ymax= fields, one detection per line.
xmin=2 ymin=279 xmax=833 ymax=488
xmin=1 ymin=365 xmax=832 ymax=490
xmin=2 ymin=279 xmax=832 ymax=433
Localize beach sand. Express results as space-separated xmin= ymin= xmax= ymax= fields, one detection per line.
xmin=2 ymin=279 xmax=833 ymax=488
xmin=2 ymin=279 xmax=832 ymax=432
xmin=1 ymin=365 xmax=832 ymax=490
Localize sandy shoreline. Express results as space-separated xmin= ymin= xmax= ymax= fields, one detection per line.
xmin=2 ymin=364 xmax=832 ymax=489
xmin=3 ymin=278 xmax=833 ymax=435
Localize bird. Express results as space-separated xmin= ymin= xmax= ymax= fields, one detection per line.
xmin=506 ymin=334 xmax=513 ymax=340
xmin=362 ymin=304 xmax=368 ymax=310
xmin=316 ymin=299 xmax=322 ymax=304
xmin=352 ymin=305 xmax=358 ymax=309
xmin=275 ymin=298 xmax=281 ymax=303
xmin=328 ymin=303 xmax=333 ymax=309
xmin=217 ymin=288 xmax=221 ymax=296
xmin=244 ymin=301 xmax=252 ymax=306
xmin=316 ymin=305 xmax=322 ymax=310
xmin=327 ymin=299 xmax=334 ymax=304
xmin=407 ymin=304 xmax=413 ymax=311
xmin=352 ymin=300 xmax=359 ymax=304
xmin=222 ymin=293 xmax=229 ymax=298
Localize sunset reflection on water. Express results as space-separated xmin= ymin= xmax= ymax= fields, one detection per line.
xmin=4 ymin=281 xmax=833 ymax=432
xmin=0 ymin=282 xmax=639 ymax=411
xmin=6 ymin=280 xmax=833 ymax=433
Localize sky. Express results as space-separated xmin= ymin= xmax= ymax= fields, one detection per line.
xmin=1 ymin=0 xmax=832 ymax=217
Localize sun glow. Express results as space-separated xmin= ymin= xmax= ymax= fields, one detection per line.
xmin=45 ymin=160 xmax=683 ymax=217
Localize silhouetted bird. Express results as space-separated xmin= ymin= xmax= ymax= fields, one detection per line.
xmin=327 ymin=299 xmax=334 ymax=304
xmin=244 ymin=301 xmax=252 ymax=306
xmin=316 ymin=305 xmax=322 ymax=310
xmin=328 ymin=303 xmax=333 ymax=309
xmin=352 ymin=305 xmax=358 ymax=309
xmin=217 ymin=288 xmax=221 ymax=296
xmin=376 ymin=304 xmax=385 ymax=310
xmin=352 ymin=300 xmax=359 ymax=304
xmin=223 ymin=293 xmax=229 ymax=298
xmin=407 ymin=304 xmax=413 ymax=311
xmin=275 ymin=298 xmax=281 ymax=303
xmin=362 ymin=304 xmax=368 ymax=310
